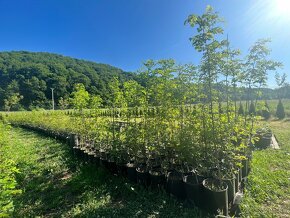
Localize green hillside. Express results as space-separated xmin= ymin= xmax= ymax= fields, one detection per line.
xmin=0 ymin=51 xmax=135 ymax=110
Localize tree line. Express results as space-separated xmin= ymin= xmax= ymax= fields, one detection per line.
xmin=0 ymin=35 xmax=289 ymax=112
xmin=0 ymin=51 xmax=135 ymax=111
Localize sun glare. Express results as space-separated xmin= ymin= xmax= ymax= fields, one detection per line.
xmin=273 ymin=0 xmax=290 ymax=20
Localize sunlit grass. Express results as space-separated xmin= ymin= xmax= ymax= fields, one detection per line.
xmin=2 ymin=126 xmax=210 ymax=218
xmin=241 ymin=120 xmax=290 ymax=217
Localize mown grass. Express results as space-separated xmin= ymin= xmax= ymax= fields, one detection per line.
xmin=241 ymin=120 xmax=290 ymax=217
xmin=0 ymin=124 xmax=22 ymax=217
xmin=2 ymin=126 xmax=210 ymax=218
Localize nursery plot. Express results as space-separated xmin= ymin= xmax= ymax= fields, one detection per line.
xmin=0 ymin=124 xmax=209 ymax=217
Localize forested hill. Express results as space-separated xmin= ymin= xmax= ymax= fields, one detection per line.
xmin=0 ymin=51 xmax=135 ymax=110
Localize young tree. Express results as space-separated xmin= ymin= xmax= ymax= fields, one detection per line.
xmin=276 ymin=99 xmax=285 ymax=119
xmin=70 ymin=83 xmax=90 ymax=112
xmin=238 ymin=102 xmax=244 ymax=115
xmin=108 ymin=77 xmax=126 ymax=108
xmin=89 ymin=95 xmax=103 ymax=109
xmin=58 ymin=97 xmax=69 ymax=110
xmin=185 ymin=5 xmax=226 ymax=150
xmin=185 ymin=5 xmax=226 ymax=140
xmin=275 ymin=72 xmax=287 ymax=99
xmin=4 ymin=93 xmax=23 ymax=111
xmin=275 ymin=72 xmax=287 ymax=119
xmin=261 ymin=101 xmax=271 ymax=120
xmin=243 ymin=39 xmax=282 ymax=112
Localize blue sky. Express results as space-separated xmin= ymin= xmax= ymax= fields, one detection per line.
xmin=0 ymin=0 xmax=289 ymax=87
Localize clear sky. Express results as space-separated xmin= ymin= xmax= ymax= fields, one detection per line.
xmin=0 ymin=0 xmax=289 ymax=87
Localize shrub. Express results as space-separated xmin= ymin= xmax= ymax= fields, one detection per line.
xmin=238 ymin=103 xmax=244 ymax=115
xmin=249 ymin=101 xmax=256 ymax=116
xmin=261 ymin=101 xmax=271 ymax=120
xmin=276 ymin=99 xmax=285 ymax=119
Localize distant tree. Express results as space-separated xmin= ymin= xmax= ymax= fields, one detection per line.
xmin=58 ymin=97 xmax=69 ymax=110
xmin=275 ymin=72 xmax=287 ymax=119
xmin=276 ymin=99 xmax=285 ymax=119
xmin=0 ymin=51 xmax=135 ymax=110
xmin=108 ymin=77 xmax=126 ymax=108
xmin=261 ymin=101 xmax=271 ymax=120
xmin=249 ymin=101 xmax=256 ymax=115
xmin=243 ymin=39 xmax=282 ymax=112
xmin=70 ymin=84 xmax=90 ymax=112
xmin=275 ymin=72 xmax=287 ymax=99
xmin=4 ymin=93 xmax=23 ymax=111
xmin=89 ymin=95 xmax=103 ymax=109
xmin=238 ymin=102 xmax=244 ymax=115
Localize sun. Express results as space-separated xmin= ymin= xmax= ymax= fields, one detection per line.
xmin=273 ymin=0 xmax=290 ymax=20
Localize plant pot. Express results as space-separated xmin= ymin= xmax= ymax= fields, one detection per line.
xmin=166 ymin=171 xmax=186 ymax=200
xmin=127 ymin=162 xmax=137 ymax=183
xmin=222 ymin=176 xmax=236 ymax=203
xmin=72 ymin=146 xmax=82 ymax=158
xmin=107 ymin=158 xmax=117 ymax=174
xmin=94 ymin=154 xmax=100 ymax=167
xmin=256 ymin=132 xmax=272 ymax=149
xmin=87 ymin=151 xmax=97 ymax=164
xmin=235 ymin=171 xmax=240 ymax=193
xmin=69 ymin=134 xmax=78 ymax=147
xmin=149 ymin=169 xmax=165 ymax=189
xmin=183 ymin=174 xmax=203 ymax=207
xmin=116 ymin=162 xmax=127 ymax=176
xmin=202 ymin=178 xmax=228 ymax=216
xmin=136 ymin=165 xmax=150 ymax=187
xmin=241 ymin=159 xmax=248 ymax=178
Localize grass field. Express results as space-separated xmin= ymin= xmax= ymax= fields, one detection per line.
xmin=241 ymin=119 xmax=290 ymax=217
xmin=1 ymin=125 xmax=210 ymax=218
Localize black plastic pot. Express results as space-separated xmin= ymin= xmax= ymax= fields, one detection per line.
xmin=235 ymin=171 xmax=240 ymax=193
xmin=256 ymin=133 xmax=272 ymax=149
xmin=69 ymin=134 xmax=78 ymax=147
xmin=107 ymin=158 xmax=117 ymax=174
xmin=202 ymin=178 xmax=228 ymax=216
xmin=241 ymin=159 xmax=248 ymax=178
xmin=136 ymin=165 xmax=150 ymax=187
xmin=94 ymin=154 xmax=100 ymax=167
xmin=116 ymin=162 xmax=127 ymax=176
xmin=222 ymin=176 xmax=236 ymax=203
xmin=99 ymin=150 xmax=108 ymax=167
xmin=82 ymin=148 xmax=91 ymax=162
xmin=87 ymin=151 xmax=96 ymax=164
xmin=127 ymin=162 xmax=137 ymax=183
xmin=183 ymin=174 xmax=203 ymax=207
xmin=149 ymin=169 xmax=165 ymax=189
xmin=72 ymin=145 xmax=81 ymax=158
xmin=99 ymin=151 xmax=109 ymax=168
xmin=166 ymin=171 xmax=185 ymax=200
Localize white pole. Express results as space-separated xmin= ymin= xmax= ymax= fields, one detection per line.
xmin=51 ymin=88 xmax=55 ymax=110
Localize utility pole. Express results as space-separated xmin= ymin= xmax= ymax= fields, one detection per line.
xmin=51 ymin=88 xmax=55 ymax=110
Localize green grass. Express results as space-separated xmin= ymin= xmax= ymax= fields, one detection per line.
xmin=241 ymin=120 xmax=290 ymax=217
xmin=1 ymin=126 xmax=210 ymax=218
xmin=0 ymin=124 xmax=22 ymax=217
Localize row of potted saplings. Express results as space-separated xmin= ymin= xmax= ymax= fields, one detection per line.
xmin=70 ymin=134 xmax=253 ymax=216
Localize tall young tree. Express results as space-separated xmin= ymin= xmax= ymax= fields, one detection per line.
xmin=70 ymin=83 xmax=90 ymax=113
xmin=243 ymin=39 xmax=282 ymax=113
xmin=185 ymin=5 xmax=226 ymax=127
xmin=275 ymin=72 xmax=287 ymax=119
xmin=185 ymin=5 xmax=226 ymax=157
